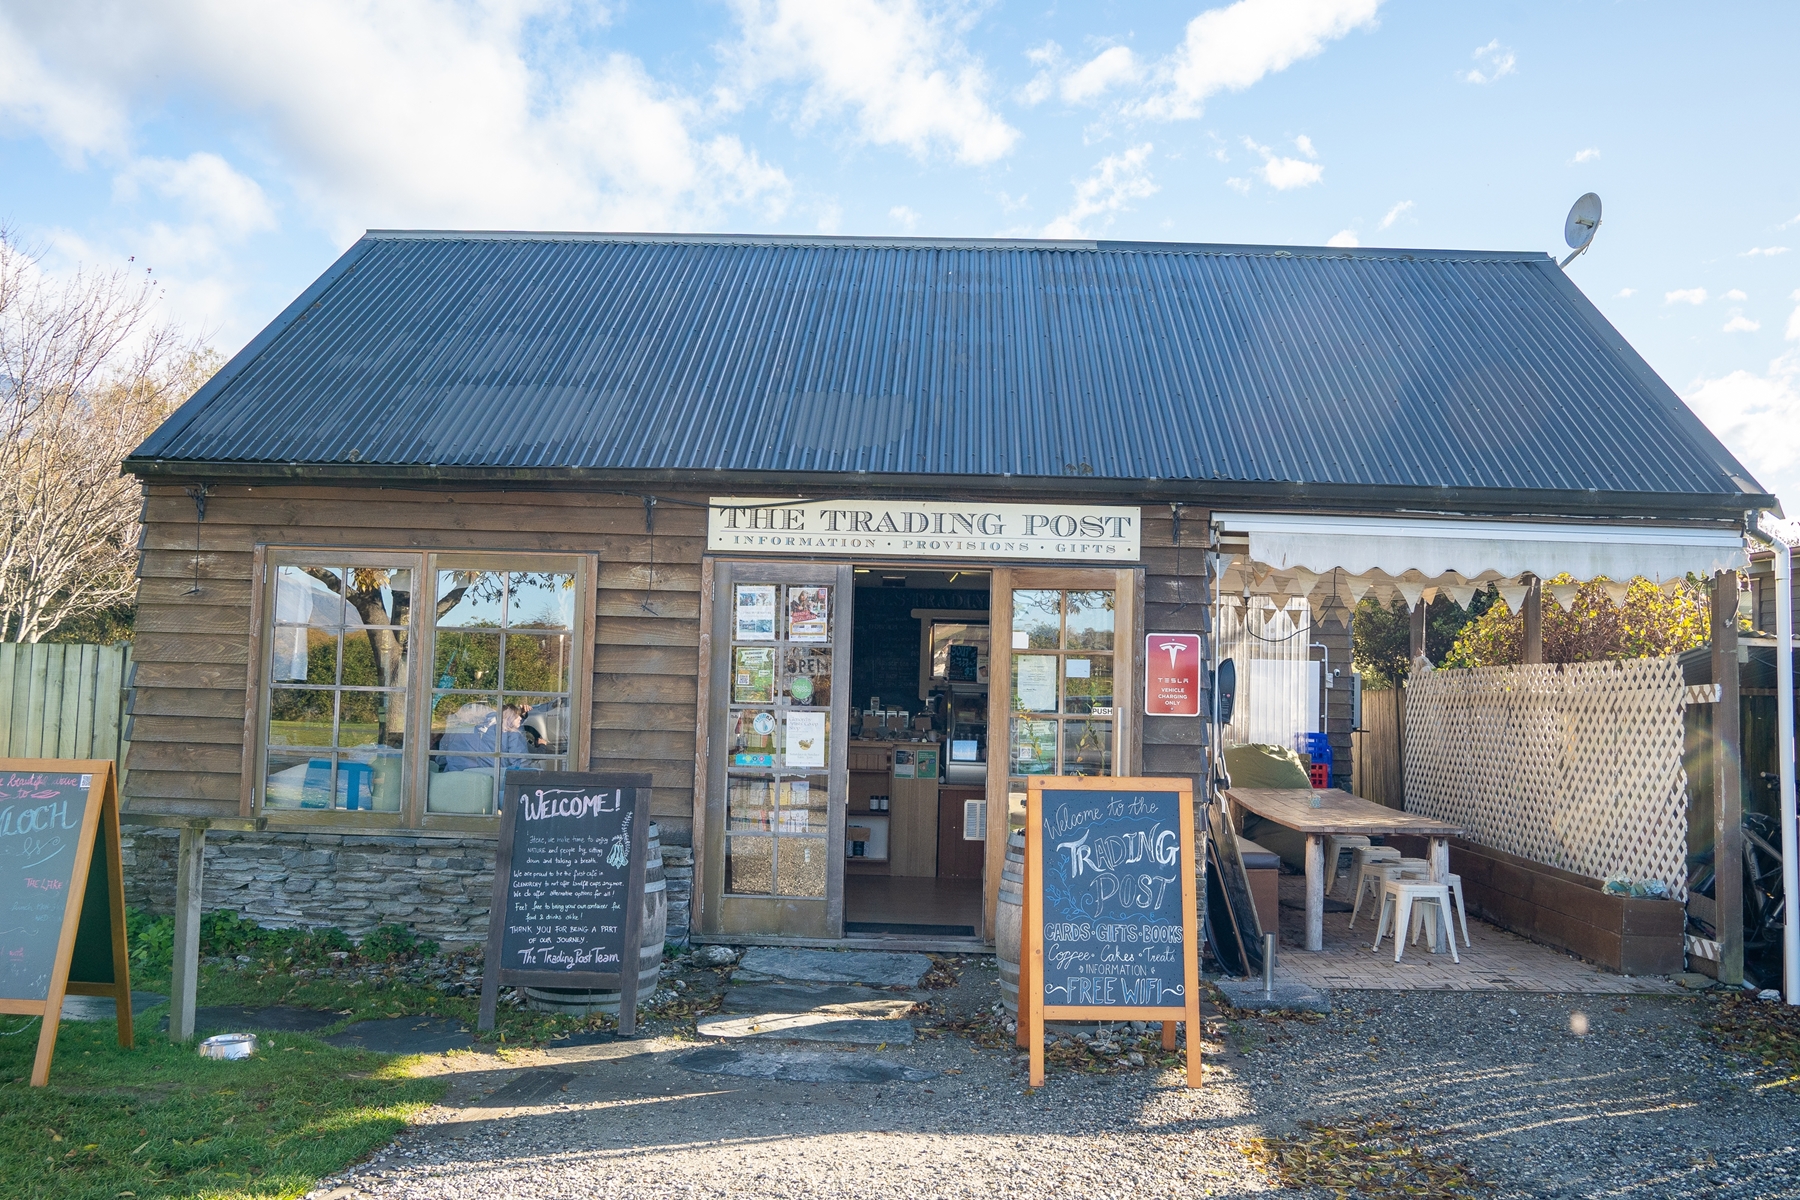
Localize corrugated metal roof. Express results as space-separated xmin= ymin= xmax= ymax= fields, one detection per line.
xmin=130 ymin=231 xmax=1766 ymax=506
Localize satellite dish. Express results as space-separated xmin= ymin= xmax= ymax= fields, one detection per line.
xmin=1560 ymin=193 xmax=1602 ymax=267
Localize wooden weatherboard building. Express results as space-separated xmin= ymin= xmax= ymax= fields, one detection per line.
xmin=120 ymin=231 xmax=1770 ymax=950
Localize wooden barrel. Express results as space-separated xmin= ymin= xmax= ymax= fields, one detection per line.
xmin=525 ymin=823 xmax=667 ymax=1017
xmin=995 ymin=830 xmax=1025 ymax=1015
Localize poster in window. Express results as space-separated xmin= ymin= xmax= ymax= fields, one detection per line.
xmin=733 ymin=647 xmax=776 ymax=704
xmin=735 ymin=585 xmax=777 ymax=641
xmin=785 ymin=710 xmax=827 ymax=769
xmin=1015 ymin=655 xmax=1058 ymax=712
xmin=787 ymin=586 xmax=830 ymax=643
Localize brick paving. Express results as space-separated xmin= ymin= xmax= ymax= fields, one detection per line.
xmin=1273 ymin=872 xmax=1685 ymax=995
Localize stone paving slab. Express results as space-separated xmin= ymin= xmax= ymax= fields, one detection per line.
xmin=60 ymin=991 xmax=165 ymax=1021
xmin=734 ymin=947 xmax=931 ymax=988
xmin=323 ymin=1015 xmax=476 ymax=1055
xmin=696 ymin=1011 xmax=916 ymax=1045
xmin=157 ymin=1004 xmax=339 ymax=1035
xmin=475 ymin=1069 xmax=576 ymax=1107
xmin=721 ymin=983 xmax=919 ymax=1017
xmin=1214 ymin=974 xmax=1332 ymax=1014
xmin=673 ymin=1047 xmax=937 ymax=1084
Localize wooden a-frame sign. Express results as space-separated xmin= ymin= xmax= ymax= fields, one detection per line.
xmin=479 ymin=772 xmax=650 ymax=1035
xmin=1017 ymin=775 xmax=1202 ymax=1088
xmin=0 ymin=760 xmax=133 ymax=1086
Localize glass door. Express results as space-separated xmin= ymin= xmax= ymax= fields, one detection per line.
xmin=701 ymin=560 xmax=853 ymax=940
xmin=983 ymin=567 xmax=1139 ymax=933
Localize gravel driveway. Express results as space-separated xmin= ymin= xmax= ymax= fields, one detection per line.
xmin=306 ymin=957 xmax=1800 ymax=1200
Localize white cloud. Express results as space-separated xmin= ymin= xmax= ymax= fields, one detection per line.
xmin=1665 ymin=288 xmax=1708 ymax=305
xmin=1744 ymin=246 xmax=1789 ymax=257
xmin=1723 ymin=315 xmax=1761 ymax=333
xmin=1462 ymin=39 xmax=1516 ymax=84
xmin=1571 ymin=147 xmax=1600 ymax=163
xmin=1293 ymin=133 xmax=1317 ymax=158
xmin=1684 ymin=351 xmax=1800 ymax=510
xmin=1262 ymin=156 xmax=1323 ymax=189
xmin=1135 ymin=0 xmax=1382 ymax=120
xmin=889 ymin=204 xmax=920 ymax=231
xmin=3 ymin=2 xmax=793 ymax=246
xmin=1225 ymin=176 xmax=1252 ymax=194
xmin=1724 ymin=288 xmax=1748 ymax=301
xmin=1242 ymin=137 xmax=1322 ymax=190
xmin=1781 ymin=213 xmax=1800 ymax=230
xmin=1327 ymin=229 xmax=1359 ymax=247
xmin=1018 ymin=41 xmax=1060 ymax=105
xmin=116 ymin=152 xmax=276 ymax=240
xmin=1615 ymin=287 xmax=1636 ymax=298
xmin=726 ymin=0 xmax=1017 ymax=165
xmin=1061 ymin=45 xmax=1139 ymax=103
xmin=1043 ymin=143 xmax=1157 ymax=238
xmin=1377 ymin=199 xmax=1412 ymax=230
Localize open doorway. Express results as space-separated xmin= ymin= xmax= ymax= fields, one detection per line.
xmin=843 ymin=567 xmax=990 ymax=941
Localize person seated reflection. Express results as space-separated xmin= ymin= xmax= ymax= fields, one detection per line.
xmin=439 ymin=703 xmax=535 ymax=771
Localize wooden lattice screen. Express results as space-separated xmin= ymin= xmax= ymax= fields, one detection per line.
xmin=1403 ymin=656 xmax=1690 ymax=897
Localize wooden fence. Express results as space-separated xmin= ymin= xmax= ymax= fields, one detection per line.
xmin=0 ymin=643 xmax=133 ymax=765
xmin=1351 ymin=684 xmax=1405 ymax=808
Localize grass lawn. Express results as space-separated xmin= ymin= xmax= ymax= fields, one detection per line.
xmin=0 ymin=1010 xmax=444 ymax=1200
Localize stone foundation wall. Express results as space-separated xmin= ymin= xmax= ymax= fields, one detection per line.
xmin=123 ymin=828 xmax=695 ymax=949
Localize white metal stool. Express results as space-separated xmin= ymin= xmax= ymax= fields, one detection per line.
xmin=1429 ymin=871 xmax=1470 ymax=947
xmin=1344 ymin=846 xmax=1400 ymax=924
xmin=1372 ymin=878 xmax=1459 ymax=963
xmin=1348 ymin=852 xmax=1422 ymax=927
xmin=1325 ymin=835 xmax=1371 ymax=895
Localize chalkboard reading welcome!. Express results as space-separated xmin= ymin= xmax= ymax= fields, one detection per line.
xmin=479 ymin=772 xmax=649 ymax=1034
xmin=1021 ymin=776 xmax=1201 ymax=1089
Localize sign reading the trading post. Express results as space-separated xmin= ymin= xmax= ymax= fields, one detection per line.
xmin=0 ymin=760 xmax=133 ymax=1086
xmin=480 ymin=772 xmax=649 ymax=1034
xmin=1019 ymin=775 xmax=1202 ymax=1088
xmin=709 ymin=497 xmax=1140 ymax=563
xmin=1144 ymin=633 xmax=1204 ymax=717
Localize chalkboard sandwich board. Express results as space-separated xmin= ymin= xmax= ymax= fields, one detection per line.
xmin=0 ymin=760 xmax=132 ymax=1086
xmin=1018 ymin=775 xmax=1202 ymax=1088
xmin=480 ymin=772 xmax=651 ymax=1034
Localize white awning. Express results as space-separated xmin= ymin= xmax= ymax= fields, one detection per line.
xmin=1212 ymin=513 xmax=1747 ymax=585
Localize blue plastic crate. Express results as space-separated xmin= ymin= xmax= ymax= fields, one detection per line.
xmin=1295 ymin=732 xmax=1333 ymax=769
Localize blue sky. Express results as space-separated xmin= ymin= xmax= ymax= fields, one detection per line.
xmin=2 ymin=1 xmax=1796 ymax=508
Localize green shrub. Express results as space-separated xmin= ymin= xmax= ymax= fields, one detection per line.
xmin=125 ymin=906 xmax=175 ymax=977
xmin=359 ymin=923 xmax=439 ymax=962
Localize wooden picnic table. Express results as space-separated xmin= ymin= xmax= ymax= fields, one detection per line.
xmin=1221 ymin=788 xmax=1467 ymax=952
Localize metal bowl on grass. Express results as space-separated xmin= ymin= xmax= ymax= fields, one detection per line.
xmin=198 ymin=1033 xmax=258 ymax=1060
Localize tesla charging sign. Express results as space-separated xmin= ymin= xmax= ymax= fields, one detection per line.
xmin=1145 ymin=633 xmax=1203 ymax=717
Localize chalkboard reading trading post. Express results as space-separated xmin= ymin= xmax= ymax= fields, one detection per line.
xmin=1038 ymin=788 xmax=1188 ymax=1007
xmin=1023 ymin=776 xmax=1201 ymax=1089
xmin=479 ymin=772 xmax=649 ymax=1034
xmin=0 ymin=760 xmax=132 ymax=1086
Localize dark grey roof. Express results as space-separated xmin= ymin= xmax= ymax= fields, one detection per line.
xmin=129 ymin=231 xmax=1767 ymax=515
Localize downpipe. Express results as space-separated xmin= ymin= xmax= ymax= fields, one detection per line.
xmin=1751 ymin=511 xmax=1799 ymax=1006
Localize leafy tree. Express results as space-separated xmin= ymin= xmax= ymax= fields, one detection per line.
xmin=1442 ymin=574 xmax=1710 ymax=667
xmin=1352 ymin=590 xmax=1495 ymax=687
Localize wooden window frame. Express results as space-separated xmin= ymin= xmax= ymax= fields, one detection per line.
xmin=244 ymin=547 xmax=594 ymax=835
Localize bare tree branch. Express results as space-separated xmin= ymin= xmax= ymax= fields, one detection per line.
xmin=0 ymin=230 xmax=216 ymax=642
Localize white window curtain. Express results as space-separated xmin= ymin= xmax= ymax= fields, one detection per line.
xmin=1217 ymin=597 xmax=1318 ymax=749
